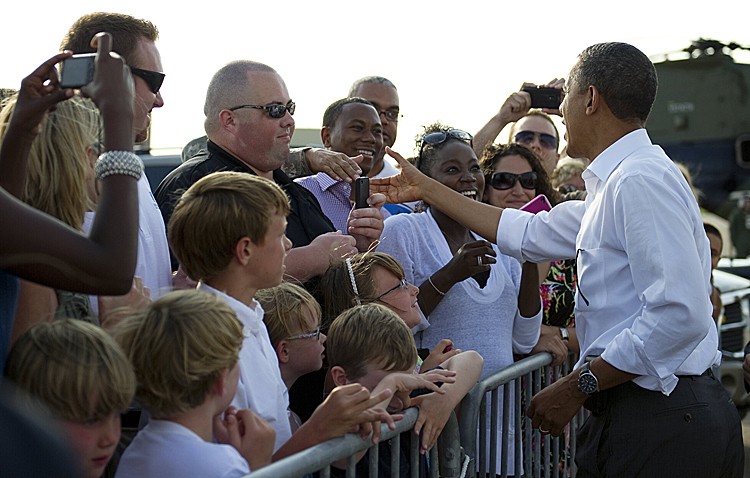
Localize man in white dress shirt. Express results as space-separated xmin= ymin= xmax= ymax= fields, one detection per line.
xmin=371 ymin=42 xmax=743 ymax=477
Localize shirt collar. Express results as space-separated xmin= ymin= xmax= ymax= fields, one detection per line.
xmin=196 ymin=282 xmax=261 ymax=337
xmin=582 ymin=128 xmax=652 ymax=195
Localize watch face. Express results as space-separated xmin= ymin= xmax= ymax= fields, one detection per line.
xmin=579 ymin=373 xmax=598 ymax=395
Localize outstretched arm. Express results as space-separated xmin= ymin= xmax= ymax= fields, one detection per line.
xmin=0 ymin=33 xmax=138 ymax=294
xmin=371 ymin=147 xmax=504 ymax=243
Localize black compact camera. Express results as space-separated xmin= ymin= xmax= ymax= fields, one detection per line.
xmin=59 ymin=53 xmax=96 ymax=89
xmin=522 ymin=86 xmax=562 ymax=109
xmin=353 ymin=176 xmax=370 ymax=209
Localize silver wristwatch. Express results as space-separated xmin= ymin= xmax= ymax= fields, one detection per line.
xmin=578 ymin=361 xmax=599 ymax=396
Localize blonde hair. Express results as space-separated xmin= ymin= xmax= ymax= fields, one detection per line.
xmin=114 ymin=290 xmax=244 ymax=419
xmin=318 ymin=251 xmax=405 ymax=327
xmin=5 ymin=319 xmax=135 ymax=422
xmin=256 ymin=281 xmax=321 ymax=347
xmin=327 ymin=303 xmax=416 ymax=381
xmin=168 ymin=172 xmax=290 ymax=281
xmin=0 ymin=95 xmax=99 ymax=228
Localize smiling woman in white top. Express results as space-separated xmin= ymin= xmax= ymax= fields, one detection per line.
xmin=377 ymin=122 xmax=542 ymax=475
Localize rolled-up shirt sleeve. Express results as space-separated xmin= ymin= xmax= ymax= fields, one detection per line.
xmin=599 ymin=173 xmax=714 ymax=393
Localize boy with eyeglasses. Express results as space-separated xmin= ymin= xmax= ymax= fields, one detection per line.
xmin=168 ymin=171 xmax=401 ymax=462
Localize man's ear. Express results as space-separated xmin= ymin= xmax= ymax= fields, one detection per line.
xmin=213 ymin=367 xmax=229 ymax=397
xmin=329 ymin=365 xmax=349 ymax=387
xmin=219 ymin=109 xmax=236 ymax=131
xmin=275 ymin=340 xmax=291 ymax=364
xmin=321 ymin=126 xmax=333 ymax=149
xmin=234 ymin=236 xmax=254 ymax=266
xmin=586 ymin=85 xmax=600 ymax=115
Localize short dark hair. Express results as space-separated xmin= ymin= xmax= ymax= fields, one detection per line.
xmin=704 ymin=223 xmax=722 ymax=241
xmin=348 ymin=76 xmax=397 ymax=97
xmin=322 ymin=97 xmax=374 ymax=128
xmin=569 ymin=42 xmax=657 ymax=123
xmin=60 ymin=12 xmax=159 ymax=66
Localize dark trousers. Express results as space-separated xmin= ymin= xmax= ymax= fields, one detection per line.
xmin=576 ymin=374 xmax=744 ymax=478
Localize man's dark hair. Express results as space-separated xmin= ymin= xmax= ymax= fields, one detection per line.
xmin=60 ymin=12 xmax=159 ymax=66
xmin=322 ymin=97 xmax=375 ymax=129
xmin=704 ymin=223 xmax=722 ymax=241
xmin=348 ymin=76 xmax=397 ymax=97
xmin=569 ymin=42 xmax=657 ymax=124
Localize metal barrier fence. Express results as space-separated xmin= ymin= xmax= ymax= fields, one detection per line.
xmin=245 ymin=406 xmax=463 ymax=478
xmin=459 ymin=352 xmax=585 ymax=478
xmin=247 ymin=352 xmax=582 ymax=477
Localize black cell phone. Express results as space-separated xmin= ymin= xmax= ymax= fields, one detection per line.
xmin=59 ymin=53 xmax=96 ymax=89
xmin=354 ymin=176 xmax=369 ymax=209
xmin=522 ymin=86 xmax=562 ymax=109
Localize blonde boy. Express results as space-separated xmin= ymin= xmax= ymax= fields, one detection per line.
xmin=168 ymin=172 xmax=395 ymax=460
xmin=256 ymin=281 xmax=326 ymax=393
xmin=113 ymin=290 xmax=274 ymax=476
xmin=327 ymin=304 xmax=455 ymax=475
xmin=5 ymin=319 xmax=135 ymax=478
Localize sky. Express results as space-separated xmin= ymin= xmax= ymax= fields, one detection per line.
xmin=2 ymin=1 xmax=750 ymax=158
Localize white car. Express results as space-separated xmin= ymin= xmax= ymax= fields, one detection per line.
xmin=713 ymin=267 xmax=750 ymax=411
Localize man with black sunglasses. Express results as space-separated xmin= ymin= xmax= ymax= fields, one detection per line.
xmin=473 ymin=81 xmax=564 ymax=175
xmin=155 ymin=60 xmax=384 ymax=286
xmin=61 ymin=13 xmax=173 ymax=305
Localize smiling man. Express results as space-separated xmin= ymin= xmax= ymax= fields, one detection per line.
xmin=156 ymin=62 xmax=384 ymax=284
xmin=61 ymin=12 xmax=173 ymax=301
xmin=295 ymin=97 xmax=385 ymax=232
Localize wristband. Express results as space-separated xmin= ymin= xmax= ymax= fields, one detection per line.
xmin=95 ymin=151 xmax=143 ymax=180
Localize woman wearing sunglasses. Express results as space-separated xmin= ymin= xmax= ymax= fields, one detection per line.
xmin=377 ymin=123 xmax=542 ymax=476
xmin=480 ymin=144 xmax=579 ymax=362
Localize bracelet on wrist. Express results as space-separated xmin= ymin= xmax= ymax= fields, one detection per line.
xmin=427 ymin=276 xmax=446 ymax=296
xmin=95 ymin=150 xmax=143 ymax=181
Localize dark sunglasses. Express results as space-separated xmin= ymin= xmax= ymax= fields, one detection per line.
xmin=130 ymin=67 xmax=165 ymax=94
xmin=228 ymin=100 xmax=295 ymax=118
xmin=489 ymin=171 xmax=538 ymax=190
xmin=418 ymin=129 xmax=473 ymax=160
xmin=514 ymin=130 xmax=558 ymax=150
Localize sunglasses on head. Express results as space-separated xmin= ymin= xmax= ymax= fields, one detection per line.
xmin=228 ymin=100 xmax=296 ymax=118
xmin=418 ymin=129 xmax=473 ymax=160
xmin=130 ymin=67 xmax=165 ymax=94
xmin=514 ymin=130 xmax=558 ymax=150
xmin=489 ymin=171 xmax=538 ymax=190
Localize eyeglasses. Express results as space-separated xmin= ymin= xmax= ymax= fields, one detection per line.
xmin=378 ymin=109 xmax=401 ymax=123
xmin=130 ymin=67 xmax=165 ymax=95
xmin=489 ymin=171 xmax=538 ymax=190
xmin=418 ymin=129 xmax=473 ymax=160
xmin=287 ymin=326 xmax=321 ymax=341
xmin=374 ymin=278 xmax=408 ymax=301
xmin=228 ymin=100 xmax=295 ymax=118
xmin=514 ymin=130 xmax=558 ymax=150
